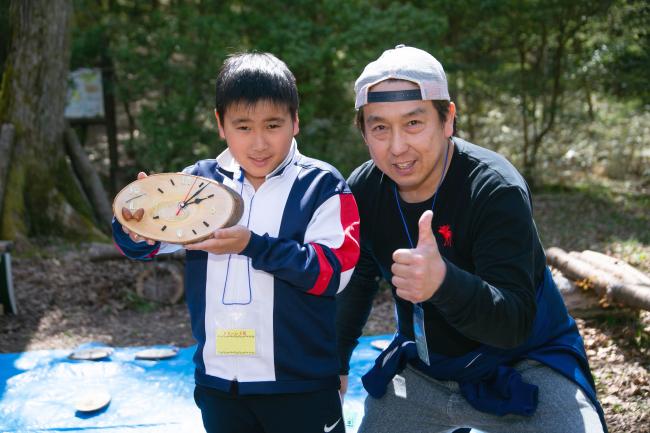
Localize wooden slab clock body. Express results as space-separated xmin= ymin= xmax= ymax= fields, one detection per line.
xmin=113 ymin=173 xmax=244 ymax=244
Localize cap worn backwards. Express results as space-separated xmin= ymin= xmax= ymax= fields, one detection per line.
xmin=354 ymin=44 xmax=450 ymax=110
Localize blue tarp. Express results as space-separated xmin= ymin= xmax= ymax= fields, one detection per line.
xmin=0 ymin=336 xmax=384 ymax=433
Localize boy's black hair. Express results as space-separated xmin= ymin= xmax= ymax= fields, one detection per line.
xmin=215 ymin=52 xmax=299 ymax=123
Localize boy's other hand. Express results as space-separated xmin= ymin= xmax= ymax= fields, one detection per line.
xmin=339 ymin=375 xmax=349 ymax=401
xmin=120 ymin=172 xmax=156 ymax=245
xmin=185 ymin=225 xmax=251 ymax=255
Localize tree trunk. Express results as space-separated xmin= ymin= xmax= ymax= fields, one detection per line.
xmin=0 ymin=0 xmax=105 ymax=242
xmin=101 ymin=51 xmax=119 ymax=198
xmin=0 ymin=124 xmax=15 ymax=221
xmin=64 ymin=124 xmax=113 ymax=229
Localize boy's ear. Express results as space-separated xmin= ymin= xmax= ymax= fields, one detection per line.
xmin=292 ymin=112 xmax=300 ymax=136
xmin=215 ymin=109 xmax=226 ymax=139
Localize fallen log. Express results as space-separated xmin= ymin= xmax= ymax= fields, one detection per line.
xmin=136 ymin=261 xmax=184 ymax=304
xmin=546 ymin=247 xmax=650 ymax=311
xmin=75 ymin=242 xmax=184 ymax=262
xmin=579 ymin=250 xmax=650 ymax=286
xmin=552 ymin=269 xmax=600 ymax=313
xmin=550 ymin=268 xmax=639 ymax=318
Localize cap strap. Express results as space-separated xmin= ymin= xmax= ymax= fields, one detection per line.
xmin=366 ymin=89 xmax=422 ymax=103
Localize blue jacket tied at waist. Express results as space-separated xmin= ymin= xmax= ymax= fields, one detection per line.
xmin=362 ymin=267 xmax=607 ymax=432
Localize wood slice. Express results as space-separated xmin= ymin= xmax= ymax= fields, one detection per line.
xmin=134 ymin=347 xmax=179 ymax=360
xmin=75 ymin=390 xmax=111 ymax=412
xmin=136 ymin=262 xmax=184 ymax=304
xmin=68 ymin=347 xmax=113 ymax=361
xmin=370 ymin=339 xmax=392 ymax=351
xmin=113 ymin=173 xmax=244 ymax=244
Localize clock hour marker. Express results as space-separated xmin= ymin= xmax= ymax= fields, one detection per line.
xmin=153 ymin=215 xmax=159 ymax=219
xmin=170 ymin=179 xmax=175 ymax=186
xmin=161 ymin=225 xmax=167 ymax=231
xmin=157 ymin=188 xmax=164 ymax=194
xmin=192 ymin=229 xmax=197 ymax=235
xmin=199 ymin=182 xmax=204 ymax=188
xmin=203 ymin=221 xmax=209 ymax=227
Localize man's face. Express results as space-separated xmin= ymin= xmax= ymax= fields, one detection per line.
xmin=361 ymin=80 xmax=454 ymax=202
xmin=216 ymin=100 xmax=299 ymax=189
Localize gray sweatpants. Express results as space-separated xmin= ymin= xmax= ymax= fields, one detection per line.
xmin=357 ymin=360 xmax=604 ymax=433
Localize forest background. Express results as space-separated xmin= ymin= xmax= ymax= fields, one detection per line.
xmin=0 ymin=0 xmax=648 ymax=239
xmin=0 ymin=1 xmax=648 ymax=431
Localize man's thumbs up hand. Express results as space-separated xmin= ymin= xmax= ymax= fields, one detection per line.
xmin=391 ymin=210 xmax=447 ymax=303
xmin=417 ymin=210 xmax=437 ymax=249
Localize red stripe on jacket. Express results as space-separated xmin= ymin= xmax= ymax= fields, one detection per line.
xmin=307 ymin=193 xmax=360 ymax=295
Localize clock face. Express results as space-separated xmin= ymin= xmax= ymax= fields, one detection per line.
xmin=113 ymin=173 xmax=244 ymax=244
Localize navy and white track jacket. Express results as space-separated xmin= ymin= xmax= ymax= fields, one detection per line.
xmin=113 ymin=140 xmax=360 ymax=394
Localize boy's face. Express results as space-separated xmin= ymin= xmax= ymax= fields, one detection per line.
xmin=216 ymin=100 xmax=299 ymax=189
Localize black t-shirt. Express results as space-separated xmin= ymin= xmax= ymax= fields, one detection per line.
xmin=336 ymin=137 xmax=547 ymax=373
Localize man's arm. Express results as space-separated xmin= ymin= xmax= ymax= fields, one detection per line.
xmin=335 ymin=240 xmax=381 ymax=375
xmin=428 ymin=186 xmax=538 ymax=349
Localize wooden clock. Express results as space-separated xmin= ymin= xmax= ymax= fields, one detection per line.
xmin=113 ymin=173 xmax=244 ymax=244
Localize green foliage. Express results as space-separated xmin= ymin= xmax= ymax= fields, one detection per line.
xmin=68 ymin=0 xmax=648 ymax=184
xmin=596 ymin=0 xmax=650 ymax=104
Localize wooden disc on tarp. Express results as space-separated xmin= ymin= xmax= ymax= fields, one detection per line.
xmin=136 ymin=262 xmax=184 ymax=304
xmin=134 ymin=347 xmax=179 ymax=360
xmin=370 ymin=339 xmax=392 ymax=351
xmin=113 ymin=173 xmax=244 ymax=244
xmin=75 ymin=390 xmax=111 ymax=412
xmin=68 ymin=347 xmax=113 ymax=361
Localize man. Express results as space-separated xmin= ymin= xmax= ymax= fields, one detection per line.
xmin=336 ymin=45 xmax=607 ymax=433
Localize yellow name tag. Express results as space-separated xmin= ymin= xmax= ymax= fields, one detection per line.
xmin=216 ymin=329 xmax=256 ymax=355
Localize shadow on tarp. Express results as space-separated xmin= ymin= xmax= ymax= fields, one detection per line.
xmin=0 ymin=337 xmax=386 ymax=433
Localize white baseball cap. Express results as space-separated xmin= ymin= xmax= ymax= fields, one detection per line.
xmin=354 ymin=45 xmax=450 ymax=109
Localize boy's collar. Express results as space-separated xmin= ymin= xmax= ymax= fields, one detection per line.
xmin=215 ymin=138 xmax=299 ymax=182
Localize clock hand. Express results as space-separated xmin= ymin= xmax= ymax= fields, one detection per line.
xmin=181 ymin=183 xmax=210 ymax=207
xmin=176 ymin=176 xmax=199 ymax=216
xmin=184 ymin=194 xmax=215 ymax=206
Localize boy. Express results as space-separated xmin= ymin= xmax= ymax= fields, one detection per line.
xmin=113 ymin=52 xmax=359 ymax=433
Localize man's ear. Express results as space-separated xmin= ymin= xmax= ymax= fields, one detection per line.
xmin=444 ymin=102 xmax=456 ymax=138
xmin=215 ymin=109 xmax=226 ymax=139
xmin=293 ymin=112 xmax=300 ymax=136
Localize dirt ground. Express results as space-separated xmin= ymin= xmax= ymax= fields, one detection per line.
xmin=1 ymin=247 xmax=648 ymax=432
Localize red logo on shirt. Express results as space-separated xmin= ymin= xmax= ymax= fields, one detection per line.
xmin=438 ymin=225 xmax=453 ymax=247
